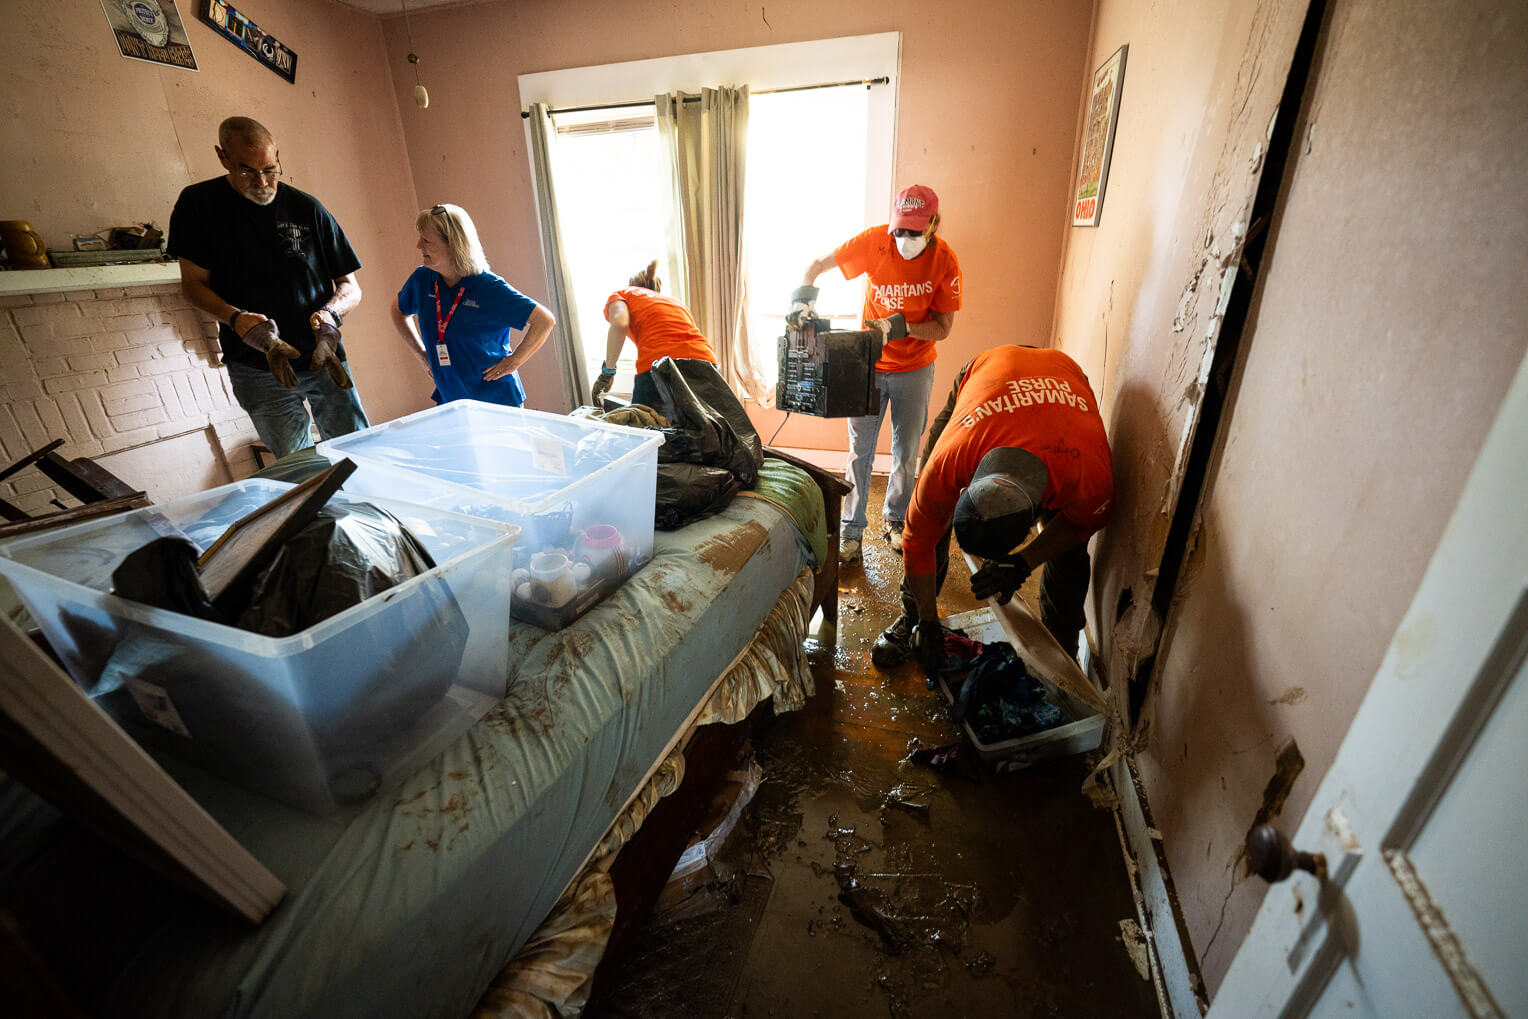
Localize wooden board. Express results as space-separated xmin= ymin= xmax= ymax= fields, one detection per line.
xmin=197 ymin=458 xmax=355 ymax=608
xmin=0 ymin=616 xmax=285 ymax=924
xmin=960 ymin=549 xmax=1111 ymax=717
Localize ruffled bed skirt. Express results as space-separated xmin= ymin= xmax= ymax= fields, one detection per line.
xmin=472 ymin=566 xmax=816 ymax=1019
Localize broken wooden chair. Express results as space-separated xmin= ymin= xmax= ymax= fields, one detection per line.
xmin=0 ymin=439 xmax=149 ymax=540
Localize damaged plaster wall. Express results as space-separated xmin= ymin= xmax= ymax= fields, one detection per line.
xmin=377 ymin=0 xmax=1094 ymax=440
xmin=1054 ymin=0 xmax=1528 ymax=997
xmin=1049 ymin=0 xmax=1312 ymax=685
xmin=0 ymin=0 xmax=427 ymax=427
xmin=1136 ymin=0 xmax=1528 ymax=991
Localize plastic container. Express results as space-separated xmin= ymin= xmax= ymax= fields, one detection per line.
xmin=935 ymin=608 xmax=1107 ymax=768
xmin=0 ymin=479 xmax=518 ymax=814
xmin=318 ymin=401 xmax=662 ymax=628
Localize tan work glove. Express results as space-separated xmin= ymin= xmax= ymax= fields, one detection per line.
xmin=590 ymin=365 xmax=616 ymax=404
xmin=237 ymin=315 xmax=301 ymax=389
xmin=311 ymin=318 xmax=352 ymax=389
xmin=785 ymin=284 xmax=819 ymax=330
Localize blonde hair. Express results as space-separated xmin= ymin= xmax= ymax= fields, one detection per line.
xmin=628 ymin=259 xmax=660 ymax=291
xmin=417 ymin=203 xmax=489 ymax=278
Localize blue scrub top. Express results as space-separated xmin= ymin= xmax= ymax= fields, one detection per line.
xmin=398 ymin=266 xmax=537 ymax=406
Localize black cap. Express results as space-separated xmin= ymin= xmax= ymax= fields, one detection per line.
xmin=952 ymin=447 xmax=1048 ymax=560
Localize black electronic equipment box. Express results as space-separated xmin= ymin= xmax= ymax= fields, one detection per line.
xmin=775 ymin=318 xmax=883 ymax=418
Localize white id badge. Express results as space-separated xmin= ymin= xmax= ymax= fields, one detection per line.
xmin=436 ymin=343 xmax=451 ymax=366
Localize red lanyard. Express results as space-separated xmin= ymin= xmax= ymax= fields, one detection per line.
xmin=433 ymin=279 xmax=466 ymax=345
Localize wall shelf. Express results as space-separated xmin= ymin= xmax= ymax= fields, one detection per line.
xmin=0 ymin=262 xmax=180 ymax=297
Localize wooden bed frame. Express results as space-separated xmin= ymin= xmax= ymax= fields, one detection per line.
xmin=761 ymin=446 xmax=850 ymax=641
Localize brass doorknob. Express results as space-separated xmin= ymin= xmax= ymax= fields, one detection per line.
xmin=1246 ymin=825 xmax=1328 ymax=882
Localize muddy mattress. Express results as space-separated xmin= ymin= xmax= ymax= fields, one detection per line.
xmin=0 ymin=493 xmax=810 ymax=1019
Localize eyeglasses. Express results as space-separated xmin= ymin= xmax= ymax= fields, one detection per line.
xmin=235 ymin=162 xmax=282 ymax=183
xmin=431 ymin=204 xmax=447 ymax=215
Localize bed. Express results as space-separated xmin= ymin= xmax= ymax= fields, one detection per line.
xmin=0 ymin=453 xmax=845 ymax=1019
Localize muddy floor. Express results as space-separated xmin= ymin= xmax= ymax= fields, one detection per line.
xmin=593 ymin=478 xmax=1158 ymax=1018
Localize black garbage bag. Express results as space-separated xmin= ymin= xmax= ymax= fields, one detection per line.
xmin=650 ymin=357 xmax=761 ymax=487
xmin=655 ymin=463 xmax=742 ymax=530
xmin=236 ymin=501 xmax=438 ymax=637
xmin=112 ymin=537 xmax=219 ymax=621
xmin=670 ymin=358 xmax=763 ymax=471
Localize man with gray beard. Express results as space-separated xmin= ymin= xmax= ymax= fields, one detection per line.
xmin=170 ymin=116 xmax=368 ymax=458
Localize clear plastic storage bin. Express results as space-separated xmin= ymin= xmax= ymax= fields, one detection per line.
xmin=318 ymin=401 xmax=662 ymax=629
xmin=0 ymin=479 xmax=518 ymax=814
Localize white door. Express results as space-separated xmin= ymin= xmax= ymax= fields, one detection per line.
xmin=1210 ymin=349 xmax=1528 ymax=1018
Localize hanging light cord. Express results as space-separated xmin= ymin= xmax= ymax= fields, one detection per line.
xmin=402 ymin=0 xmax=421 ymax=86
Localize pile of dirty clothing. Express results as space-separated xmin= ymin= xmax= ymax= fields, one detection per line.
xmin=938 ymin=631 xmax=1064 ymax=744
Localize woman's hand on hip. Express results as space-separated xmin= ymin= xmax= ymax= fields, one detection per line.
xmin=482 ymin=354 xmax=518 ymax=381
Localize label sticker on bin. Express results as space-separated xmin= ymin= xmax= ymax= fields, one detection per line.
xmin=531 ymin=434 xmax=566 ymax=475
xmin=127 ymin=679 xmax=192 ymax=738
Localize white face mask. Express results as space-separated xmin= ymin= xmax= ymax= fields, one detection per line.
xmin=895 ymin=234 xmax=928 ymax=260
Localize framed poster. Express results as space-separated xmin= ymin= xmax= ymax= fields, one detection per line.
xmin=99 ymin=0 xmax=199 ymax=71
xmin=1072 ymin=44 xmax=1128 ymax=228
xmin=198 ymin=0 xmax=298 ymax=83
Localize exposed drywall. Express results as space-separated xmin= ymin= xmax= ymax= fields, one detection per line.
xmin=0 ymin=0 xmax=428 ymax=430
xmin=379 ymin=0 xmax=1093 ymax=454
xmin=1051 ymin=0 xmax=1311 ymax=684
xmin=1053 ymin=0 xmax=1528 ymax=997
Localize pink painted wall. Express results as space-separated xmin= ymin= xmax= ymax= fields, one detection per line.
xmin=378 ymin=0 xmax=1094 ymax=455
xmin=1053 ymin=0 xmax=1528 ymax=995
xmin=0 ymin=0 xmax=429 ymax=431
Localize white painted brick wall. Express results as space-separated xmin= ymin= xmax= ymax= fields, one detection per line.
xmin=0 ymin=287 xmax=266 ymax=516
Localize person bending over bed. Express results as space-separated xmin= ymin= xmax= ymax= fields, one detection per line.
xmin=391 ymin=203 xmax=555 ymax=406
xmin=590 ymin=260 xmax=717 ymax=408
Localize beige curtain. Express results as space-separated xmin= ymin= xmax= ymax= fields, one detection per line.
xmin=525 ymin=103 xmax=590 ymax=409
xmin=654 ymin=87 xmax=772 ymax=404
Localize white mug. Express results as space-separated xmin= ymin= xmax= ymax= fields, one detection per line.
xmin=528 ymin=551 xmax=577 ymax=607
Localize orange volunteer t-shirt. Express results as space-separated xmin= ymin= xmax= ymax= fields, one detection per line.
xmin=834 ymin=225 xmax=962 ymax=374
xmin=902 ymin=346 xmax=1114 ymax=576
xmin=604 ymin=287 xmax=717 ymax=373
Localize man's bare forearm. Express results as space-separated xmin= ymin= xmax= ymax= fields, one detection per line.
xmin=323 ymin=275 xmax=361 ymax=319
xmin=181 ymin=274 xmax=238 ymax=325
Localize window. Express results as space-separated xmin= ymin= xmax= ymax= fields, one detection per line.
xmin=743 ymin=85 xmax=872 ymax=389
xmin=547 ymin=108 xmax=680 ymax=397
xmin=521 ymin=33 xmax=896 ymax=403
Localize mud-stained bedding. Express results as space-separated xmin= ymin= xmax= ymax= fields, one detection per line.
xmin=0 ymin=485 xmax=816 ymax=1019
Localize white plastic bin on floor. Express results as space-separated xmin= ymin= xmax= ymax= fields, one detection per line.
xmin=0 ymin=478 xmax=518 ymax=814
xmin=318 ymin=400 xmax=662 ymax=628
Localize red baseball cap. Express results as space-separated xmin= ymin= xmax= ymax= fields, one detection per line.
xmin=889 ymin=184 xmax=939 ymax=232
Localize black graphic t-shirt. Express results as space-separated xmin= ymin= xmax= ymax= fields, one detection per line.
xmin=168 ymin=177 xmax=361 ymax=370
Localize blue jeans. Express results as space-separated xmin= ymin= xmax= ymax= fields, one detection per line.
xmin=842 ymin=363 xmax=936 ymax=540
xmin=226 ymin=361 xmax=370 ymax=460
xmin=630 ymin=370 xmax=662 ymax=410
